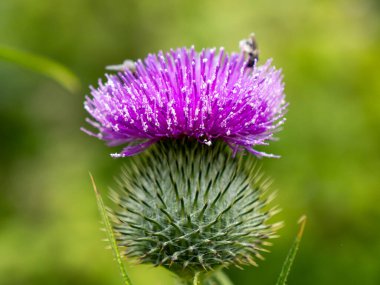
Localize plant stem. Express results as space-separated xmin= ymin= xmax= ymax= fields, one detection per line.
xmin=193 ymin=272 xmax=201 ymax=285
xmin=90 ymin=173 xmax=134 ymax=285
xmin=0 ymin=45 xmax=80 ymax=93
xmin=213 ymin=271 xmax=234 ymax=285
xmin=276 ymin=215 xmax=307 ymax=285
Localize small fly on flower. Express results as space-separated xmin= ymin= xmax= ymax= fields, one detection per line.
xmin=240 ymin=33 xmax=259 ymax=68
xmin=106 ymin=59 xmax=137 ymax=75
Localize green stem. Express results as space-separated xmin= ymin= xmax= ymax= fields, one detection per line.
xmin=0 ymin=45 xmax=80 ymax=93
xmin=90 ymin=174 xmax=134 ymax=285
xmin=193 ymin=272 xmax=200 ymax=285
xmin=187 ymin=270 xmax=234 ymax=285
xmin=276 ymin=215 xmax=307 ymax=285
xmin=212 ymin=271 xmax=234 ymax=285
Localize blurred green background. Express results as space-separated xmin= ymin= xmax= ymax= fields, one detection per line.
xmin=1 ymin=0 xmax=379 ymax=284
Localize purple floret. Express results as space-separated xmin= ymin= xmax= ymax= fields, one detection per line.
xmin=83 ymin=47 xmax=287 ymax=157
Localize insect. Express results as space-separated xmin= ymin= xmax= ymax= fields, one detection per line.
xmin=106 ymin=59 xmax=137 ymax=75
xmin=239 ymin=33 xmax=259 ymax=68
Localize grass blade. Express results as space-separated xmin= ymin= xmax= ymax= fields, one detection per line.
xmin=0 ymin=45 xmax=80 ymax=93
xmin=276 ymin=215 xmax=307 ymax=285
xmin=90 ymin=173 xmax=133 ymax=285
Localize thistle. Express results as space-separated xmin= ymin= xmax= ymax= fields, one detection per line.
xmin=84 ymin=35 xmax=287 ymax=285
xmin=82 ymin=42 xmax=286 ymax=157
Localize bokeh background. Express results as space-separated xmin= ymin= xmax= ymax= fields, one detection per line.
xmin=1 ymin=0 xmax=379 ymax=284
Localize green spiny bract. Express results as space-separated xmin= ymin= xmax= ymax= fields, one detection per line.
xmin=111 ymin=139 xmax=281 ymax=278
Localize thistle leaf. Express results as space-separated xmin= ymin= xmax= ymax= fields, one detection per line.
xmin=90 ymin=173 xmax=133 ymax=285
xmin=0 ymin=45 xmax=80 ymax=93
xmin=276 ymin=215 xmax=307 ymax=285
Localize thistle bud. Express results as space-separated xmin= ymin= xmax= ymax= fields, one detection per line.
xmin=111 ymin=139 xmax=281 ymax=281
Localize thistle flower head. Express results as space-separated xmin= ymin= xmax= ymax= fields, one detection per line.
xmin=83 ymin=45 xmax=286 ymax=158
xmin=111 ymin=139 xmax=281 ymax=277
